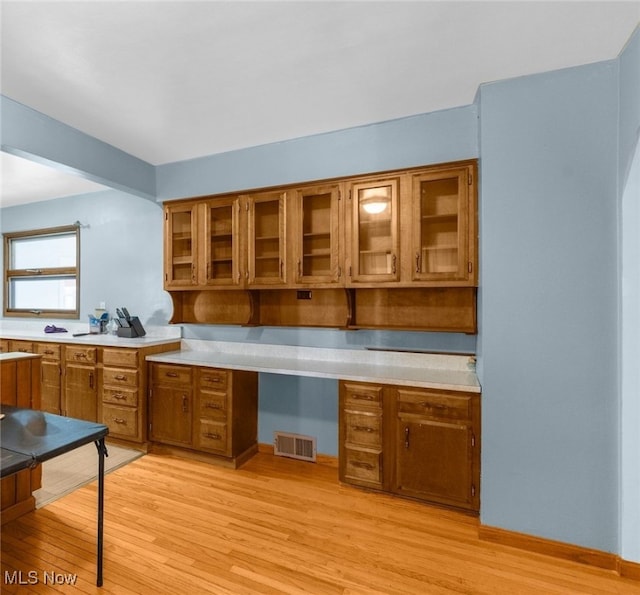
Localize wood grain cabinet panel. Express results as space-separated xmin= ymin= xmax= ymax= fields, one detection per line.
xmin=149 ymin=362 xmax=258 ymax=467
xmin=339 ymin=380 xmax=481 ymax=513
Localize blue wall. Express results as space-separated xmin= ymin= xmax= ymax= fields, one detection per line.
xmin=619 ymin=26 xmax=640 ymax=563
xmin=477 ymin=60 xmax=619 ymax=552
xmin=0 ymin=190 xmax=172 ymax=325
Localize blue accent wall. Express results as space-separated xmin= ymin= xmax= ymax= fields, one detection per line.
xmin=619 ymin=25 xmax=640 ymax=564
xmin=477 ymin=60 xmax=619 ymax=552
xmin=155 ymin=106 xmax=478 ymax=200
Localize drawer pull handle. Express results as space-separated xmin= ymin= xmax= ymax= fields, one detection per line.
xmin=352 ymin=461 xmax=374 ymax=470
xmin=203 ymin=376 xmax=221 ymax=383
xmin=352 ymin=393 xmax=374 ymax=401
xmin=44 ymin=350 xmax=54 ymax=355
xmin=113 ymin=394 xmax=127 ymax=400
xmin=166 ymin=372 xmax=178 ymax=377
xmin=182 ymin=395 xmax=189 ymax=413
xmin=205 ymin=402 xmax=222 ymax=409
xmin=114 ymin=375 xmax=127 ymax=381
xmin=112 ymin=418 xmax=126 ymax=424
xmin=352 ymin=425 xmax=374 ymax=433
xmin=19 ymin=349 xmax=28 ymax=353
xmin=204 ymin=432 xmax=221 ymax=440
xmin=405 ymin=426 xmax=410 ymax=449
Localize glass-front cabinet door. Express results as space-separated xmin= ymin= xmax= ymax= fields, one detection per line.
xmin=165 ymin=203 xmax=197 ymax=288
xmin=411 ymin=166 xmax=473 ymax=283
xmin=246 ymin=191 xmax=287 ymax=286
xmin=293 ymin=184 xmax=341 ymax=285
xmin=349 ymin=177 xmax=399 ymax=283
xmin=202 ymin=198 xmax=242 ymax=287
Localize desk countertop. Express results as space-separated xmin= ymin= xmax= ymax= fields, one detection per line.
xmin=147 ymin=340 xmax=481 ymax=393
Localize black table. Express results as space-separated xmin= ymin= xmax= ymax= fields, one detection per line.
xmin=0 ymin=405 xmax=109 ymax=587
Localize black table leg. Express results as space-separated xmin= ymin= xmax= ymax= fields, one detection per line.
xmin=94 ymin=438 xmax=108 ymax=587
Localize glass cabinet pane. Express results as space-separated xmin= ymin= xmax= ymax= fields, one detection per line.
xmin=248 ymin=192 xmax=286 ymax=285
xmin=206 ymin=202 xmax=236 ymax=283
xmin=296 ymin=184 xmax=339 ymax=283
xmin=168 ymin=208 xmax=195 ymax=284
xmin=412 ymin=167 xmax=471 ymax=282
xmin=352 ymin=180 xmax=398 ymax=280
xmin=418 ymin=177 xmax=460 ymax=274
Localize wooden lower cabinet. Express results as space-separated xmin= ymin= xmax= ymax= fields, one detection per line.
xmin=35 ymin=342 xmax=62 ymax=414
xmin=0 ymin=354 xmax=42 ymax=525
xmin=339 ymin=380 xmax=480 ymax=513
xmin=64 ymin=346 xmax=98 ymax=422
xmin=149 ymin=362 xmax=258 ymax=466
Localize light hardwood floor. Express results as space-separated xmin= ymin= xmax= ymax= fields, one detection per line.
xmin=2 ymin=452 xmax=639 ymax=594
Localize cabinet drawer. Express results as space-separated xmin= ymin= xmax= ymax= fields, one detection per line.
xmin=396 ymin=389 xmax=471 ymax=421
xmin=194 ymin=419 xmax=228 ymax=454
xmin=343 ymin=448 xmax=382 ymax=485
xmin=103 ymin=367 xmax=139 ymax=388
xmin=10 ymin=340 xmax=34 ymax=354
xmin=103 ymin=348 xmax=138 ymax=368
xmin=151 ymin=363 xmax=192 ymax=386
xmin=343 ymin=382 xmax=383 ymax=409
xmin=103 ymin=405 xmax=138 ymax=439
xmin=35 ymin=343 xmax=61 ymax=360
xmin=103 ymin=386 xmax=138 ymax=407
xmin=344 ymin=411 xmax=382 ymax=448
xmin=66 ymin=345 xmax=97 ymax=364
xmin=198 ymin=368 xmax=228 ymax=391
xmin=198 ymin=392 xmax=227 ymax=419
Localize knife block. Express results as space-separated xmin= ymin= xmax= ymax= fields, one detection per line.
xmin=117 ymin=316 xmax=146 ymax=338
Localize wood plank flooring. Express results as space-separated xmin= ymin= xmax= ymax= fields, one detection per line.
xmin=2 ymin=452 xmax=639 ymax=594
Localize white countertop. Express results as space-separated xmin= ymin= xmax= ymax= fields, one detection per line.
xmin=0 ymin=351 xmax=42 ymax=362
xmin=147 ymin=340 xmax=481 ymax=393
xmin=0 ymin=321 xmax=182 ymax=349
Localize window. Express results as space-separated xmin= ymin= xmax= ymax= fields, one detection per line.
xmin=3 ymin=225 xmax=80 ymax=318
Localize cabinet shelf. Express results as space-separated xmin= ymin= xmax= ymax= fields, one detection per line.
xmin=172 ymin=256 xmax=193 ymax=265
xmin=172 ymin=232 xmax=193 ymax=241
xmin=422 ymin=244 xmax=458 ymax=251
xmin=211 ymin=233 xmax=233 ymax=240
xmin=303 ymin=249 xmax=332 ymax=257
xmin=421 ymin=213 xmax=458 ymax=222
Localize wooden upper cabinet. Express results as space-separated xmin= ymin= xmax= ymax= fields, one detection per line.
xmin=201 ymin=197 xmax=243 ymax=287
xmin=292 ymin=183 xmax=342 ymax=286
xmin=165 ymin=202 xmax=198 ymax=288
xmin=410 ymin=163 xmax=477 ymax=285
xmin=347 ymin=176 xmax=400 ymax=284
xmin=246 ymin=191 xmax=287 ymax=287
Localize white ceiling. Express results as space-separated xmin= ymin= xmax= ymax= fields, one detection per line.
xmin=1 ymin=1 xmax=639 ymax=206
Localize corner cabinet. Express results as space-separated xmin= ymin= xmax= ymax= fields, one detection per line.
xmin=339 ymin=380 xmax=480 ymax=513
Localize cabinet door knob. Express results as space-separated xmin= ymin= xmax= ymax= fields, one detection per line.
xmin=182 ymin=395 xmax=189 ymax=413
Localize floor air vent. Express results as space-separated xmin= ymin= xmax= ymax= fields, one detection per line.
xmin=273 ymin=432 xmax=317 ymax=463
